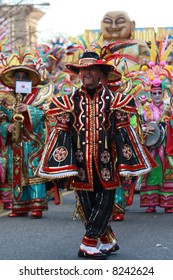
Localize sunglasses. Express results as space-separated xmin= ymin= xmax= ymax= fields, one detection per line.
xmin=151 ymin=91 xmax=163 ymax=96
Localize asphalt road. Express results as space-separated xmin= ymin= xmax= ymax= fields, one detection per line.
xmin=0 ymin=190 xmax=173 ymax=260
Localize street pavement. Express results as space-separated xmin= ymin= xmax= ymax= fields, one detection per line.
xmin=0 ymin=190 xmax=173 ymax=260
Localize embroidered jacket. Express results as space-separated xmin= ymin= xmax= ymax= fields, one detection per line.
xmin=38 ymin=84 xmax=156 ymax=191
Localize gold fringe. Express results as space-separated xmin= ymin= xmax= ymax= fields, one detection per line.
xmin=105 ymin=135 xmax=108 ymax=149
xmin=73 ymin=193 xmax=87 ymax=225
xmin=77 ymin=133 xmax=81 ymax=149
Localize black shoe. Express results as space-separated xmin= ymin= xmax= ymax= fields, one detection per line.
xmin=100 ymin=243 xmax=119 ymax=255
xmin=78 ymin=249 xmax=107 ymax=260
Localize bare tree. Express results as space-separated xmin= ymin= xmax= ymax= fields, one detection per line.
xmin=0 ymin=0 xmax=49 ymax=52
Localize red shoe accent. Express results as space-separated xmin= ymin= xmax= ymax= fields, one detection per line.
xmin=112 ymin=213 xmax=124 ymax=221
xmin=165 ymin=208 xmax=172 ymax=213
xmin=8 ymin=212 xmax=28 ymax=217
xmin=100 ymin=243 xmax=120 ymax=255
xmin=31 ymin=210 xmax=42 ymax=219
xmin=145 ymin=207 xmax=156 ymax=213
xmin=81 ymin=236 xmax=98 ymax=247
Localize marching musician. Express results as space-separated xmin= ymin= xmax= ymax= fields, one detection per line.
xmin=139 ymin=83 xmax=173 ymax=213
xmin=0 ymin=48 xmax=49 ymax=218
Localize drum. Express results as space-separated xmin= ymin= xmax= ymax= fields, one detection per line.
xmin=145 ymin=122 xmax=165 ymax=149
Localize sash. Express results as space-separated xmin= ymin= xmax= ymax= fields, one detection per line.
xmin=12 ymin=141 xmax=23 ymax=202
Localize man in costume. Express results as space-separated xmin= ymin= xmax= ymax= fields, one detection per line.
xmin=0 ymin=48 xmax=49 ymax=218
xmin=37 ymin=49 xmax=156 ymax=259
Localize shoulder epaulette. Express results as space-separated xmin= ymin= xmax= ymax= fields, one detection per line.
xmin=111 ymin=92 xmax=137 ymax=114
xmin=47 ymin=95 xmax=73 ymax=117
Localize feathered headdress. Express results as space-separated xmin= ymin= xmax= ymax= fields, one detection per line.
xmin=126 ymin=36 xmax=173 ymax=101
xmin=0 ymin=46 xmax=44 ymax=88
xmin=141 ymin=36 xmax=173 ymax=89
xmin=66 ymin=33 xmax=145 ymax=85
xmin=53 ymin=71 xmax=74 ymax=96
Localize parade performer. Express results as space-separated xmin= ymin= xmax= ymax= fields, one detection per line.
xmin=0 ymin=47 xmax=50 ymax=218
xmin=0 ymin=132 xmax=4 ymax=209
xmin=37 ymin=45 xmax=157 ymax=259
xmin=137 ymin=38 xmax=173 ymax=213
xmin=140 ymin=83 xmax=173 ymax=212
xmin=0 ymin=62 xmax=13 ymax=210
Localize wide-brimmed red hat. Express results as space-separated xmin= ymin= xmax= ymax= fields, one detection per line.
xmin=66 ymin=51 xmax=121 ymax=82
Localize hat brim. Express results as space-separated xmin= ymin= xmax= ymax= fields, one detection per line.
xmin=107 ymin=70 xmax=122 ymax=82
xmin=0 ymin=66 xmax=41 ymax=89
xmin=66 ymin=63 xmax=121 ymax=82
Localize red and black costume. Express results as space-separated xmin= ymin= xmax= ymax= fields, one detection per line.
xmin=38 ymin=83 xmax=156 ymax=247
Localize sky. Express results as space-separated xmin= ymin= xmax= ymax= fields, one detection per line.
xmin=36 ymin=0 xmax=172 ymax=42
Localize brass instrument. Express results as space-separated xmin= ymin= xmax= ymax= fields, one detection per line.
xmin=12 ymin=93 xmax=24 ymax=143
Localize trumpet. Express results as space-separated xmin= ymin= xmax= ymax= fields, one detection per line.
xmin=12 ymin=93 xmax=24 ymax=143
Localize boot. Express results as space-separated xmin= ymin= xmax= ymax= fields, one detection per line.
xmin=165 ymin=208 xmax=172 ymax=213
xmin=31 ymin=210 xmax=42 ymax=218
xmin=112 ymin=213 xmax=124 ymax=221
xmin=8 ymin=211 xmax=28 ymax=217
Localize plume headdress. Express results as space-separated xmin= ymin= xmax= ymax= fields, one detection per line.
xmin=0 ymin=46 xmax=44 ymax=89
xmin=66 ymin=33 xmax=150 ymax=89
xmin=73 ymin=34 xmax=139 ymax=64
xmin=99 ymin=40 xmax=143 ymax=93
xmin=125 ymin=37 xmax=173 ymax=101
xmin=140 ymin=37 xmax=173 ymax=92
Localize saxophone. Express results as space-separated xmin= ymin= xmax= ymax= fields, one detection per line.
xmin=12 ymin=93 xmax=24 ymax=143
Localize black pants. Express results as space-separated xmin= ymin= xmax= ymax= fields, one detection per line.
xmin=77 ymin=168 xmax=116 ymax=239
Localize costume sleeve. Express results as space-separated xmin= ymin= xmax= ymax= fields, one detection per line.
xmin=113 ymin=109 xmax=157 ymax=177
xmin=0 ymin=104 xmax=13 ymax=145
xmin=23 ymin=105 xmax=44 ymax=132
xmin=37 ymin=95 xmax=78 ymax=180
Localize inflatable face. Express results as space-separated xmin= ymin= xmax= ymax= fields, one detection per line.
xmin=101 ymin=11 xmax=135 ymax=40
